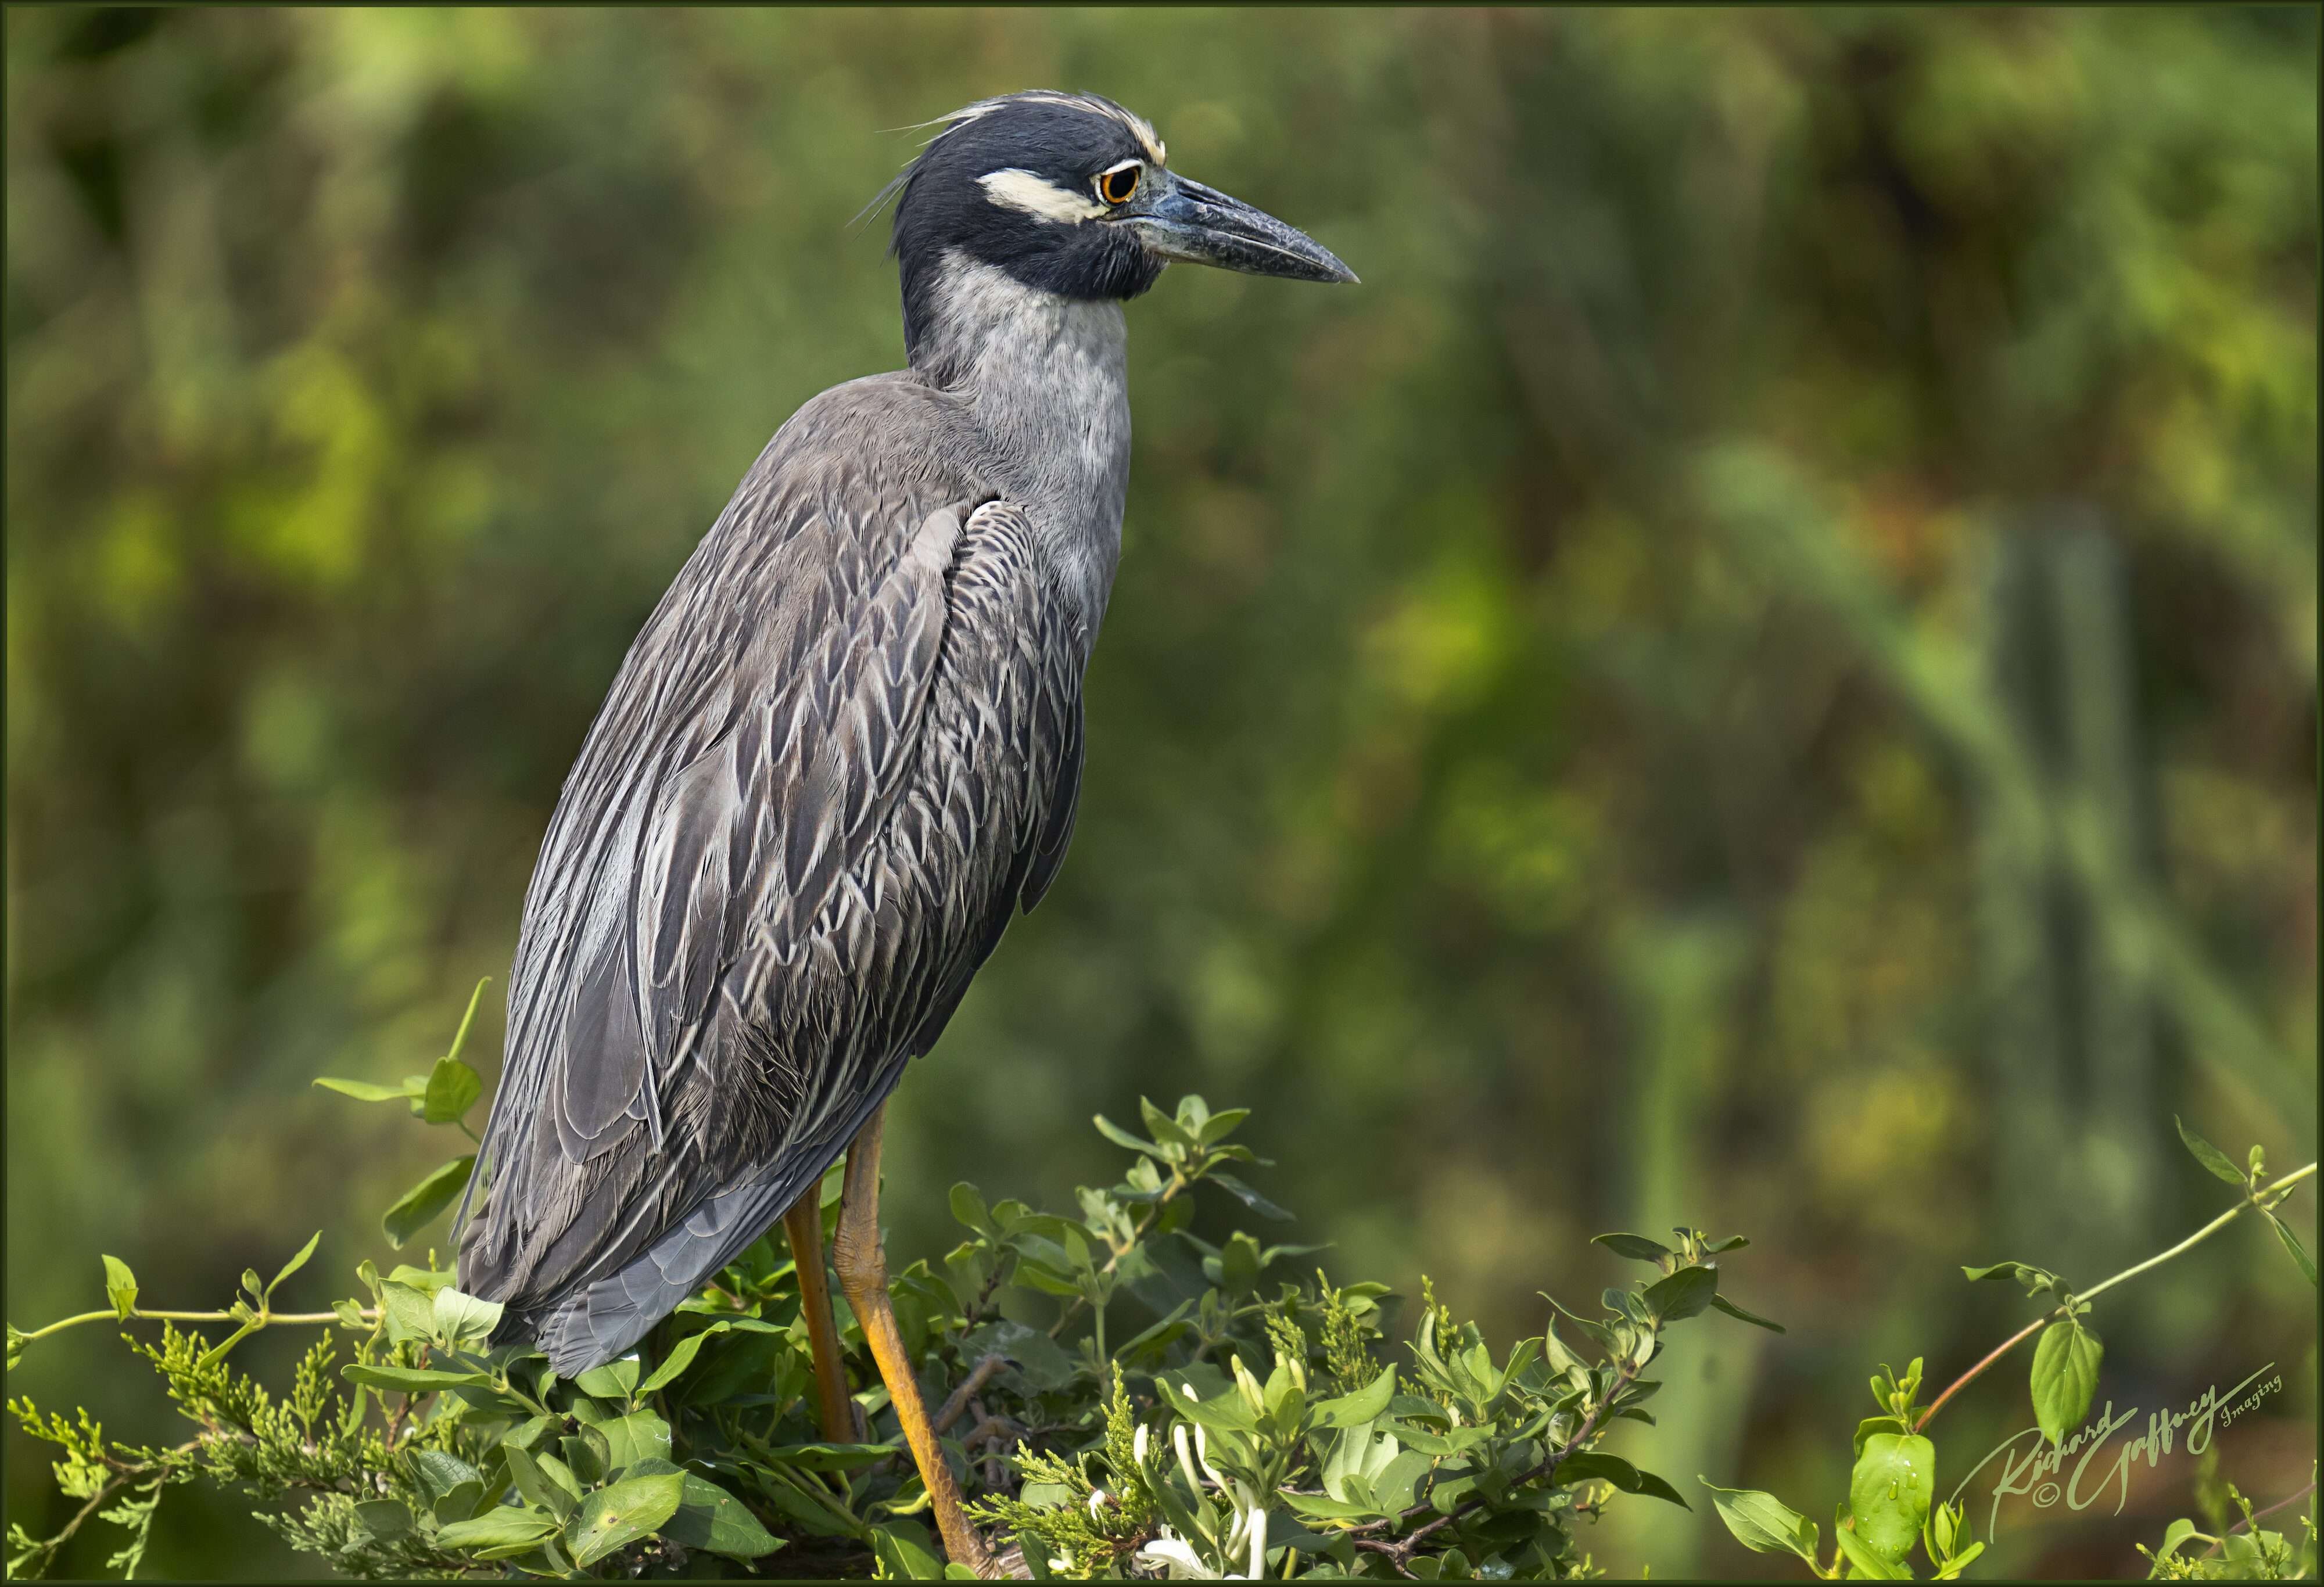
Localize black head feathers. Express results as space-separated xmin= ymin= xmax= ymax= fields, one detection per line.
xmin=888 ymin=92 xmax=1171 ymax=357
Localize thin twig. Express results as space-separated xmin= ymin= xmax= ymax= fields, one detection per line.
xmin=936 ymin=1354 xmax=1008 ymax=1434
xmin=1913 ymin=1318 xmax=2046 ymax=1432
xmin=13 ymin=1305 xmax=377 ymax=1348
xmin=2199 ymin=1481 xmax=2318 ymax=1560
xmin=15 ymin=1470 xmax=133 ymax=1572
xmin=971 ymin=1396 xmax=1006 ymax=1492
xmin=963 ymin=1265 xmax=1011 ymax=1331
xmin=1047 ymin=1168 xmax=1190 ymax=1339
xmin=2081 ymin=1165 xmax=2313 ymax=1309
xmin=955 ymin=1414 xmax=1020 ymax=1450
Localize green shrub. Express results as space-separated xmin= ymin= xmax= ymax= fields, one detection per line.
xmin=6 ymin=999 xmax=1773 ymax=1581
xmin=8 ymin=996 xmax=2310 ymax=1581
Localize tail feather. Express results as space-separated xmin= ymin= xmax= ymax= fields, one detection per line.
xmin=507 ymin=1055 xmax=909 ymax=1377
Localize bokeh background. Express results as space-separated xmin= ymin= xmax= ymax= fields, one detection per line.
xmin=6 ymin=7 xmax=2315 ymax=1578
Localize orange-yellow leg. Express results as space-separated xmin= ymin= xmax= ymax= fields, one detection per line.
xmin=783 ymin=1186 xmax=862 ymax=1445
xmin=834 ymin=1107 xmax=997 ymax=1577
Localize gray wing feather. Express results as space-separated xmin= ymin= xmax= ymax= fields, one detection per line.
xmin=1019 ymin=697 xmax=1083 ymax=913
xmin=458 ymin=389 xmax=1082 ymax=1369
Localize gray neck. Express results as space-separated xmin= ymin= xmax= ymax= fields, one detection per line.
xmin=911 ymin=252 xmax=1131 ymax=644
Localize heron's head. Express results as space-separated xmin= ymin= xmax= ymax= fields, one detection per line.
xmin=887 ymin=91 xmax=1354 ymax=357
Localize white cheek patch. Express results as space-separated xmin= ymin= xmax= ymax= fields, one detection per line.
xmin=978 ymin=168 xmax=1107 ymax=224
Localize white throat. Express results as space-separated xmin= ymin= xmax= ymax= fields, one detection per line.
xmin=913 ymin=252 xmax=1131 ymax=641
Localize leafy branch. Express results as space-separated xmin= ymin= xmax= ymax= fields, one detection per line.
xmin=1704 ymin=1115 xmax=2317 ymax=1581
xmin=1927 ymin=1121 xmax=2314 ymax=1442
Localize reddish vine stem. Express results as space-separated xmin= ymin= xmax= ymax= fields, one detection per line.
xmin=1913 ymin=1317 xmax=2046 ymax=1433
xmin=1914 ymin=1162 xmax=2314 ymax=1434
xmin=2199 ymin=1481 xmax=2316 ymax=1561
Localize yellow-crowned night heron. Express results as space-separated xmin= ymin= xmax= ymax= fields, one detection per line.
xmin=456 ymin=91 xmax=1353 ymax=1570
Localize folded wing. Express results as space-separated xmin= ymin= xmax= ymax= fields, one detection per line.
xmin=458 ymin=422 xmax=1082 ymax=1369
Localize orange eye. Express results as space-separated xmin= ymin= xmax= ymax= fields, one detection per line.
xmin=1096 ymin=165 xmax=1139 ymax=206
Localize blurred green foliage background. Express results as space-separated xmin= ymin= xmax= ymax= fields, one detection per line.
xmin=6 ymin=7 xmax=2315 ymax=1578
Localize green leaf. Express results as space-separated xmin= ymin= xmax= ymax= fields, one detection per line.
xmin=2029 ymin=1318 xmax=2103 ymax=1449
xmin=1699 ymin=1481 xmax=1819 ymax=1564
xmin=265 ymin=1231 xmax=321 ymax=1301
xmin=1937 ymin=1541 xmax=1986 ymax=1578
xmin=1960 ymin=1261 xmax=2059 ymax=1299
xmin=598 ymin=1410 xmax=672 ymax=1475
xmin=754 ymin=1441 xmax=899 ymax=1471
xmin=1626 ymin=1468 xmax=1689 ymax=1508
xmin=386 ymin=1263 xmax=457 ymax=1295
xmin=501 ymin=1444 xmax=573 ymax=1521
xmin=438 ymin=1484 xmax=488 ymax=1534
xmin=407 ymin=1448 xmax=483 ymax=1511
xmin=1709 ymin=1294 xmax=1786 ymax=1333
xmin=1961 ymin=1261 xmax=2035 ymax=1285
xmin=1853 ymin=1415 xmax=1907 ymax=1462
xmin=870 ymin=1519 xmax=949 ymax=1580
xmin=1593 ymin=1233 xmax=1674 ymax=1263
xmin=1163 ymin=1376 xmax=1260 ymax=1435
xmin=444 ymin=976 xmax=493 ymax=1064
xmin=342 ymin=1363 xmax=491 ymax=1394
xmin=576 ymin=1355 xmax=641 ymax=1400
xmin=2175 ymin=1116 xmax=2247 ymax=1184
xmin=535 ymin=1451 xmax=587 ymax=1508
xmin=1278 ymin=1490 xmax=1386 ymax=1521
xmin=422 ymin=1055 xmax=483 ymax=1126
xmin=664 ymin=1473 xmax=784 ymax=1561
xmin=948 ymin=1182 xmax=994 ymax=1234
xmin=382 ymin=1156 xmax=475 ymax=1249
xmin=1208 ymin=1171 xmax=1293 ymax=1222
xmin=101 ymin=1255 xmax=138 ymax=1320
xmin=352 ymin=1499 xmax=414 ymax=1541
xmin=1831 ymin=1512 xmax=1910 ymax=1579
xmin=1141 ymin=1096 xmax=1199 ymax=1150
xmin=638 ymin=1322 xmax=730 ymax=1395
xmin=2151 ymin=1517 xmax=2200 ymax=1564
xmin=430 ymin=1286 xmax=504 ymax=1353
xmin=1386 ymin=1422 xmax=1492 ymax=1458
xmin=1554 ymin=1452 xmax=1688 ymax=1508
xmin=1195 ymin=1107 xmax=1250 ymax=1146
xmin=378 ymin=1280 xmax=440 ymax=1342
xmin=1641 ymin=1264 xmax=1719 ymax=1323
xmin=1092 ymin=1114 xmax=1162 ymax=1157
xmin=314 ymin=1076 xmax=426 ymax=1103
xmin=565 ymin=1471 xmax=684 ymax=1567
xmin=1849 ymin=1432 xmax=1935 ymax=1564
xmin=2262 ymin=1209 xmax=2318 ymax=1287
xmin=435 ymin=1507 xmax=561 ymax=1552
xmin=1311 ymin=1365 xmax=1398 ymax=1429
